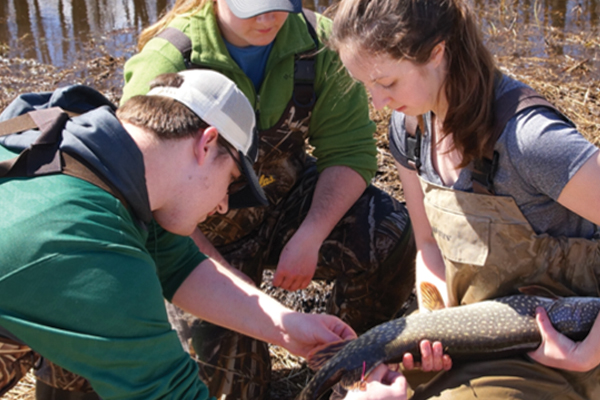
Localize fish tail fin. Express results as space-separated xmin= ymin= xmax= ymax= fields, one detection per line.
xmin=307 ymin=340 xmax=353 ymax=371
xmin=420 ymin=282 xmax=446 ymax=311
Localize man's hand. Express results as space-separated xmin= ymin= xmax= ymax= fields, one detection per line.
xmin=273 ymin=227 xmax=319 ymax=291
xmin=528 ymin=306 xmax=600 ymax=372
xmin=273 ymin=166 xmax=367 ymax=292
xmin=279 ymin=312 xmax=356 ymax=358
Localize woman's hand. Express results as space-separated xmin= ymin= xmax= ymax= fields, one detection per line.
xmin=528 ymin=306 xmax=600 ymax=371
xmin=343 ymin=364 xmax=408 ymax=400
xmin=402 ymin=340 xmax=452 ymax=372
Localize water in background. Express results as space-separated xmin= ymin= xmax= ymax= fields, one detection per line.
xmin=0 ymin=0 xmax=598 ymax=78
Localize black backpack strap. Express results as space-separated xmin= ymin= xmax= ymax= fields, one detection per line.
xmin=404 ymin=114 xmax=424 ymax=171
xmin=155 ymin=27 xmax=193 ymax=68
xmin=471 ymin=86 xmax=564 ymax=195
xmin=0 ymin=108 xmax=128 ymax=206
xmin=301 ymin=8 xmax=319 ymax=47
xmin=290 ymin=9 xmax=319 ymax=113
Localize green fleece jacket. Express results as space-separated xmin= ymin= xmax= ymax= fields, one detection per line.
xmin=122 ymin=4 xmax=377 ymax=183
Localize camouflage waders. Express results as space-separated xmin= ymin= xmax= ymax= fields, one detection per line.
xmin=165 ymin=91 xmax=416 ymax=399
xmin=34 ymin=358 xmax=100 ymax=400
xmin=407 ymin=177 xmax=600 ymax=400
xmin=0 ymin=333 xmax=99 ymax=400
xmin=0 ymin=336 xmax=38 ymax=397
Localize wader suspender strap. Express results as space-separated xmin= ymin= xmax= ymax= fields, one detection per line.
xmin=155 ymin=8 xmax=319 ymax=116
xmin=404 ymin=86 xmax=561 ymax=194
xmin=293 ymin=9 xmax=318 ymax=111
xmin=404 ymin=115 xmax=424 ymax=171
xmin=0 ymin=107 xmax=129 ymax=207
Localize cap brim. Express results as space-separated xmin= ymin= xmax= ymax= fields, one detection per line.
xmin=225 ymin=0 xmax=302 ymax=18
xmin=228 ymin=151 xmax=268 ymax=209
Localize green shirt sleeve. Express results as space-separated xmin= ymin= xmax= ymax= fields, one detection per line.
xmin=146 ymin=220 xmax=208 ymax=302
xmin=309 ymin=45 xmax=377 ymax=184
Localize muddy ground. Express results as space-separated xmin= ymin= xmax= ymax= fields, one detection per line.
xmin=1 ymin=4 xmax=599 ymax=400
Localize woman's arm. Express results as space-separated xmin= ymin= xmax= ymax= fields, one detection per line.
xmin=556 ymin=149 xmax=600 ymax=225
xmin=396 ymin=162 xmax=449 ymax=308
xmin=529 ymin=150 xmax=600 ymax=371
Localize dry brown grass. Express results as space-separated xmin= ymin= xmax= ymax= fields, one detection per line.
xmin=1 ymin=2 xmax=599 ymax=399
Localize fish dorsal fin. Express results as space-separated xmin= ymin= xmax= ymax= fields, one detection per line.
xmin=307 ymin=340 xmax=353 ymax=371
xmin=517 ymin=285 xmax=560 ymax=299
xmin=420 ymin=282 xmax=446 ymax=311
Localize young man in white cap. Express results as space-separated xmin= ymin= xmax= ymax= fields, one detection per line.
xmin=122 ymin=1 xmax=419 ymax=398
xmin=0 ymin=69 xmax=356 ymax=400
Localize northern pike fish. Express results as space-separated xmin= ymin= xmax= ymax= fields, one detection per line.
xmin=298 ymin=285 xmax=600 ymax=400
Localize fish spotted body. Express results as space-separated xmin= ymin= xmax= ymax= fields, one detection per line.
xmin=298 ymin=294 xmax=600 ymax=400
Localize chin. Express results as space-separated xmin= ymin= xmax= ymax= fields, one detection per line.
xmin=153 ymin=216 xmax=196 ymax=237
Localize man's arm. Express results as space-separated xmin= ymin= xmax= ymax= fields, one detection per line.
xmin=171 ymin=256 xmax=356 ymax=358
xmin=190 ymin=227 xmax=255 ymax=285
xmin=273 ymin=165 xmax=366 ymax=291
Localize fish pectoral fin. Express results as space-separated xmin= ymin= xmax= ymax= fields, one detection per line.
xmin=420 ymin=282 xmax=446 ymax=311
xmin=517 ymin=285 xmax=560 ymax=299
xmin=307 ymin=339 xmax=353 ymax=371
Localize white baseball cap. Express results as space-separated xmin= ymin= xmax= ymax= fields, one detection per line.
xmin=225 ymin=0 xmax=302 ymax=18
xmin=147 ymin=69 xmax=268 ymax=207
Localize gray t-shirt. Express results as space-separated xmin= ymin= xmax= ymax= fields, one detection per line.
xmin=389 ymin=74 xmax=599 ymax=238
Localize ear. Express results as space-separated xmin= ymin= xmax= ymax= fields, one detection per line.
xmin=428 ymin=41 xmax=446 ymax=68
xmin=195 ymin=126 xmax=219 ymax=166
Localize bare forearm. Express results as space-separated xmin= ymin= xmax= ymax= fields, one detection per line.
xmin=301 ymin=166 xmax=366 ymax=241
xmin=191 ymin=227 xmax=255 ymax=285
xmin=172 ymin=258 xmax=291 ymax=347
xmin=397 ymin=163 xmax=448 ymax=308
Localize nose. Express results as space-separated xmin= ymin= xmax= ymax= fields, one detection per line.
xmin=255 ymin=12 xmax=276 ymax=23
xmin=370 ymin=89 xmax=390 ymax=111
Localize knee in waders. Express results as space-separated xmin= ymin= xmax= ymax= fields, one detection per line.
xmin=380 ymin=224 xmax=417 ymax=316
xmin=0 ymin=337 xmax=39 ymax=397
xmin=34 ymin=358 xmax=100 ymax=400
xmin=328 ymin=222 xmax=417 ymax=334
xmin=191 ymin=321 xmax=271 ymax=400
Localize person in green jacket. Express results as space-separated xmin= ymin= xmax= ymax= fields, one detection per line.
xmin=121 ymin=0 xmax=418 ymax=398
xmin=0 ymin=69 xmax=359 ymax=399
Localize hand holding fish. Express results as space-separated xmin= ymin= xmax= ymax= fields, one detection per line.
xmin=528 ymin=306 xmax=600 ymax=371
xmin=402 ymin=340 xmax=452 ymax=372
xmin=342 ymin=364 xmax=408 ymax=400
xmin=280 ymin=311 xmax=357 ymax=358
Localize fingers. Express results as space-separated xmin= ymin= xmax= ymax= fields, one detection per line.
xmin=402 ymin=352 xmax=415 ymax=370
xmin=403 ymin=340 xmax=452 ymax=372
xmin=365 ymin=363 xmax=389 ymax=382
xmin=329 ymin=318 xmax=357 ymax=340
xmin=273 ymin=270 xmax=312 ymax=291
xmin=534 ymin=306 xmax=554 ymax=335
